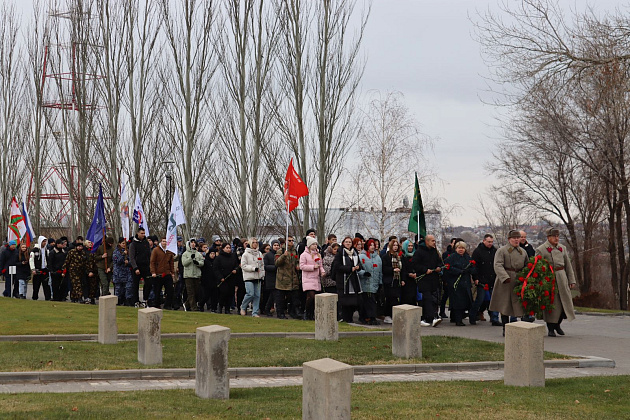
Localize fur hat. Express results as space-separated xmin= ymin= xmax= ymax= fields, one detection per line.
xmin=507 ymin=230 xmax=521 ymax=239
xmin=545 ymin=227 xmax=560 ymax=237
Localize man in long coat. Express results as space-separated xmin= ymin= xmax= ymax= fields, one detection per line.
xmin=535 ymin=227 xmax=576 ymax=337
xmin=489 ymin=229 xmax=528 ymax=335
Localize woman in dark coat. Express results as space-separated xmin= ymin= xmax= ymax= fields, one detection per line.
xmin=213 ymin=243 xmax=239 ymax=314
xmin=400 ymin=240 xmax=418 ymax=305
xmin=381 ymin=239 xmax=402 ymax=324
xmin=262 ymin=240 xmax=280 ymax=317
xmin=443 ymin=241 xmax=476 ymax=326
xmin=334 ymin=236 xmax=363 ymax=323
xmin=200 ymin=245 xmax=218 ymax=312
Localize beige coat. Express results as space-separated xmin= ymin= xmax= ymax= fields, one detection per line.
xmin=489 ymin=244 xmax=528 ymax=317
xmin=535 ymin=241 xmax=576 ymax=323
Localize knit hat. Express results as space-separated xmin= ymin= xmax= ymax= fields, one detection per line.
xmin=306 ymin=236 xmax=318 ymax=248
xmin=198 ymin=237 xmax=206 ymax=244
xmin=8 ymin=240 xmax=17 ymax=246
xmin=306 ymin=228 xmax=316 ymax=237
xmin=270 ymin=239 xmax=280 ymax=247
xmin=212 ymin=235 xmax=221 ymax=243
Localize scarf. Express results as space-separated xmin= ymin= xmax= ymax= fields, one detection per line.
xmin=391 ymin=253 xmax=402 ymax=283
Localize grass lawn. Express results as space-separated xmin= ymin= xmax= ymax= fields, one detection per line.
xmin=0 ymin=376 xmax=627 ymax=419
xmin=0 ymin=298 xmax=370 ymax=335
xmin=574 ymin=306 xmax=630 ymax=315
xmin=0 ymin=336 xmax=567 ymax=371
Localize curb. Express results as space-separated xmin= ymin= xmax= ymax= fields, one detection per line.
xmin=0 ymin=330 xmax=392 ymax=342
xmin=0 ymin=357 xmax=613 ymax=384
xmin=574 ymin=311 xmax=630 ymax=317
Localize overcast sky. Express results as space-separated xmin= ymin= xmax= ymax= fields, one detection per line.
xmin=360 ymin=0 xmax=620 ymax=226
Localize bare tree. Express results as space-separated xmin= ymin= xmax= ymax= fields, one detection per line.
xmin=348 ymin=91 xmax=433 ymax=240
xmin=0 ymin=4 xmax=27 ymax=236
xmin=159 ymin=0 xmax=220 ymax=237
xmin=311 ymin=0 xmax=369 ymax=243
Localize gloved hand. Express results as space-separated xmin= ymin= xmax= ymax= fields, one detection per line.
xmin=363 ymin=272 xmax=371 ymax=277
xmin=193 ymin=259 xmax=199 ymax=265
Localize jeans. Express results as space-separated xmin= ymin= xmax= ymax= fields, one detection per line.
xmin=241 ymin=281 xmax=261 ymax=316
xmin=18 ymin=278 xmax=28 ymax=296
xmin=474 ymin=285 xmax=499 ymax=322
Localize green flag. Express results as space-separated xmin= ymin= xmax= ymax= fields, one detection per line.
xmin=408 ymin=173 xmax=426 ymax=238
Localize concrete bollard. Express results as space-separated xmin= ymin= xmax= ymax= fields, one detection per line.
xmin=98 ymin=295 xmax=118 ymax=344
xmin=392 ymin=304 xmax=422 ymax=359
xmin=315 ymin=293 xmax=338 ymax=341
xmin=196 ymin=325 xmax=231 ymax=399
xmin=138 ymin=308 xmax=163 ymax=365
xmin=504 ymin=321 xmax=545 ymax=387
xmin=302 ymin=358 xmax=353 ymax=420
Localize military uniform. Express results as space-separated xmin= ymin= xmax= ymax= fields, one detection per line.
xmin=489 ymin=237 xmax=528 ymax=318
xmin=535 ymin=228 xmax=577 ymax=336
xmin=275 ymin=246 xmax=300 ymax=318
xmin=63 ymin=248 xmax=96 ymax=302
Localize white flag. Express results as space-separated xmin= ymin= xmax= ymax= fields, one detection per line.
xmin=120 ymin=174 xmax=130 ymax=241
xmin=132 ymin=191 xmax=149 ymax=237
xmin=166 ymin=188 xmax=186 ymax=255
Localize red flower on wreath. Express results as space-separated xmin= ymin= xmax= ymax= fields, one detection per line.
xmin=529 ymin=311 xmax=535 ymax=316
xmin=529 ymin=285 xmax=535 ymax=290
xmin=522 ymin=301 xmax=528 ymax=307
xmin=558 ymin=247 xmax=563 ymax=252
xmin=518 ymin=276 xmax=525 ymax=282
xmin=541 ymin=266 xmax=546 ymax=272
xmin=545 ymin=277 xmax=550 ymax=282
xmin=533 ymin=273 xmax=538 ymax=278
xmin=544 ymin=290 xmax=550 ymax=296
xmin=527 ymin=263 xmax=533 ymax=269
xmin=539 ymin=281 xmax=543 ymax=286
xmin=541 ymin=305 xmax=546 ymax=310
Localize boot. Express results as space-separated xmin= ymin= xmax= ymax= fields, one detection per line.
xmin=547 ymin=323 xmax=557 ymax=337
xmin=501 ymin=315 xmax=509 ymax=337
xmin=555 ymin=319 xmax=565 ymax=336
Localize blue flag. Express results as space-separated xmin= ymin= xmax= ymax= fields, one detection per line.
xmin=86 ymin=185 xmax=107 ymax=253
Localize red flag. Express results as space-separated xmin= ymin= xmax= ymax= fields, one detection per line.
xmin=284 ymin=158 xmax=309 ymax=213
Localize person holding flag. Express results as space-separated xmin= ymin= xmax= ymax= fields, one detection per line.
xmin=20 ymin=198 xmax=36 ymax=247
xmin=408 ymin=173 xmax=426 ymax=243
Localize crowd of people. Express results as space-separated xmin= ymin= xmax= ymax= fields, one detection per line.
xmin=0 ymin=226 xmax=576 ymax=336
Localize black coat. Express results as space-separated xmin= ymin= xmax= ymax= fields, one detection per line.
xmin=129 ymin=235 xmax=151 ymax=272
xmin=47 ymin=247 xmax=67 ymax=273
xmin=381 ymin=251 xmax=402 ymax=288
xmin=401 ymin=253 xmax=417 ymax=304
xmin=520 ymin=242 xmax=535 ymax=258
xmin=333 ymin=248 xmax=363 ymax=307
xmin=214 ymin=251 xmax=239 ymax=288
xmin=412 ymin=243 xmax=443 ymax=292
xmin=263 ymin=250 xmax=277 ymax=290
xmin=16 ymin=251 xmax=31 ymax=279
xmin=471 ymin=242 xmax=497 ymax=285
xmin=443 ymin=252 xmax=477 ymax=310
xmin=201 ymin=254 xmax=216 ymax=287
xmin=0 ymin=246 xmax=19 ymax=276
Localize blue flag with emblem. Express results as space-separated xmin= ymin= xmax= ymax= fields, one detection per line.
xmin=86 ymin=185 xmax=106 ymax=253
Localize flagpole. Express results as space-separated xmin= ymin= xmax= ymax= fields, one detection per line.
xmin=286 ymin=201 xmax=290 ymax=245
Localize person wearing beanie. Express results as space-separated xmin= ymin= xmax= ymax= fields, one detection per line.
xmin=299 ymin=236 xmax=325 ymax=320
xmin=182 ymin=239 xmax=204 ymax=311
xmin=489 ymin=229 xmax=529 ymax=335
